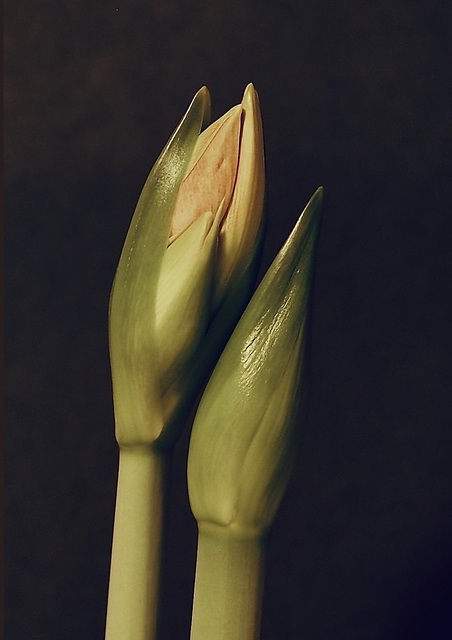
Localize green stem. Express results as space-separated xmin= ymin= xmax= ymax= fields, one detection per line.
xmin=190 ymin=523 xmax=266 ymax=640
xmin=105 ymin=446 xmax=169 ymax=640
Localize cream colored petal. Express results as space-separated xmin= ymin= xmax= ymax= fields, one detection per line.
xmin=169 ymin=104 xmax=243 ymax=244
xmin=215 ymin=84 xmax=265 ymax=304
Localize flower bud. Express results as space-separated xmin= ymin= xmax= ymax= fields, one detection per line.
xmin=187 ymin=188 xmax=323 ymax=536
xmin=109 ymin=85 xmax=265 ymax=447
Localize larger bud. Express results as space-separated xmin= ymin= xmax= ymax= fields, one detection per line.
xmin=109 ymin=85 xmax=265 ymax=447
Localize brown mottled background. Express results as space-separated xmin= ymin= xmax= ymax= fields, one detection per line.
xmin=5 ymin=1 xmax=452 ymax=639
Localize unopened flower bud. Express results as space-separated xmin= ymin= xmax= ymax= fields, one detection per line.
xmin=109 ymin=85 xmax=265 ymax=447
xmin=188 ymin=188 xmax=323 ymax=536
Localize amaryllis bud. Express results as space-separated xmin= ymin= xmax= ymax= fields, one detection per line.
xmin=109 ymin=85 xmax=265 ymax=447
xmin=188 ymin=188 xmax=322 ymax=536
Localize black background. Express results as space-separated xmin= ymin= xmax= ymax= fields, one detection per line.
xmin=5 ymin=1 xmax=452 ymax=639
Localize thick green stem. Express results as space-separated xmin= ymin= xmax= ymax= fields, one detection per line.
xmin=190 ymin=523 xmax=266 ymax=640
xmin=105 ymin=446 xmax=169 ymax=640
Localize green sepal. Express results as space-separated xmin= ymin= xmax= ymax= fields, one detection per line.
xmin=188 ymin=188 xmax=323 ymax=535
xmin=109 ymin=87 xmax=210 ymax=446
xmin=156 ymin=209 xmax=219 ymax=404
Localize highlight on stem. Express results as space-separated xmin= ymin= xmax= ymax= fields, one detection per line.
xmin=187 ymin=188 xmax=323 ymax=640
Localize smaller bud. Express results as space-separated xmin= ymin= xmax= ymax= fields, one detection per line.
xmin=188 ymin=188 xmax=323 ymax=537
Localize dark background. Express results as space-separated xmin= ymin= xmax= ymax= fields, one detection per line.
xmin=4 ymin=1 xmax=452 ymax=639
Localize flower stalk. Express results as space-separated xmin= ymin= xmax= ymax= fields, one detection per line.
xmin=190 ymin=524 xmax=265 ymax=640
xmin=105 ymin=448 xmax=168 ymax=640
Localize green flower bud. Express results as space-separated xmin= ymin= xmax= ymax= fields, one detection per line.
xmin=187 ymin=188 xmax=323 ymax=537
xmin=109 ymin=85 xmax=265 ymax=447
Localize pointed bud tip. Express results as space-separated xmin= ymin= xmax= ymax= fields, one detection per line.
xmin=269 ymin=188 xmax=322 ymax=274
xmin=195 ymin=85 xmax=210 ymax=100
xmin=241 ymin=83 xmax=259 ymax=109
xmin=314 ymin=185 xmax=324 ymax=200
xmin=300 ymin=186 xmax=323 ymax=224
xmin=192 ymin=86 xmax=211 ymax=127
